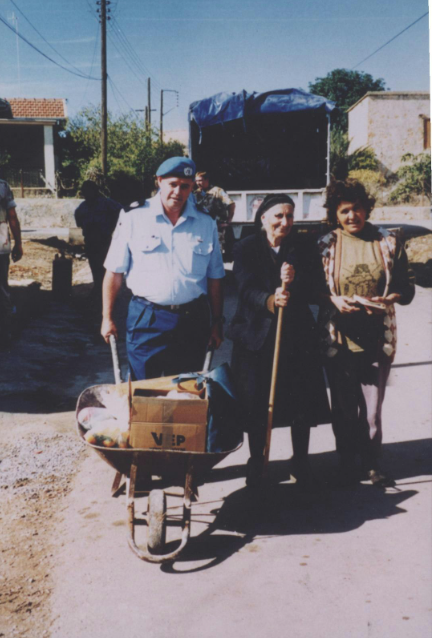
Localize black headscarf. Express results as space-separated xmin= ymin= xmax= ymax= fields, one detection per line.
xmin=253 ymin=193 xmax=296 ymax=234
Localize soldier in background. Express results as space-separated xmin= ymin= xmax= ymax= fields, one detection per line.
xmin=74 ymin=180 xmax=122 ymax=311
xmin=194 ymin=172 xmax=235 ymax=258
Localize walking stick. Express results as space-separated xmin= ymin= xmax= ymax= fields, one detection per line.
xmin=262 ymin=280 xmax=288 ymax=476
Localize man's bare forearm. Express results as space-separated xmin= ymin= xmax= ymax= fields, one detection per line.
xmin=102 ymin=271 xmax=123 ymax=319
xmin=227 ymin=203 xmax=235 ymax=223
xmin=208 ymin=277 xmax=223 ymax=320
xmin=7 ymin=208 xmax=21 ymax=244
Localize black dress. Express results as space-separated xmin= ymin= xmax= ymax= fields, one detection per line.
xmin=227 ymin=230 xmax=330 ymax=453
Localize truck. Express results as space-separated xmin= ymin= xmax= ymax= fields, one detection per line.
xmin=188 ymin=87 xmax=336 ymax=249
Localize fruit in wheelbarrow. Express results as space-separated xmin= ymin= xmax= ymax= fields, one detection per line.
xmin=84 ymin=431 xmax=98 ymax=445
xmin=102 ymin=437 xmax=116 ymax=448
xmin=116 ymin=431 xmax=130 ymax=448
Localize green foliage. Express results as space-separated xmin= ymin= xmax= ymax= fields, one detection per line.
xmin=330 ymin=130 xmax=379 ymax=179
xmin=349 ymin=147 xmax=378 ymax=172
xmin=59 ymin=105 xmax=185 ymax=201
xmin=0 ymin=149 xmax=11 ymax=168
xmin=348 ymin=169 xmax=386 ymax=202
xmin=330 ymin=129 xmax=349 ymax=179
xmin=309 ymin=68 xmax=387 ymax=132
xmin=388 ymin=152 xmax=431 ymax=203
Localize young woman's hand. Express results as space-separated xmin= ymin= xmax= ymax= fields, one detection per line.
xmin=330 ymin=295 xmax=361 ymax=314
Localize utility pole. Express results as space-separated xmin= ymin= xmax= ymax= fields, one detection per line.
xmin=99 ymin=0 xmax=109 ymax=177
xmin=160 ymin=90 xmax=163 ymax=142
xmin=160 ymin=90 xmax=179 ymax=143
xmin=147 ymin=78 xmax=151 ymax=130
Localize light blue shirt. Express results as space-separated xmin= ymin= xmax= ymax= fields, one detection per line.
xmin=104 ymin=193 xmax=225 ymax=305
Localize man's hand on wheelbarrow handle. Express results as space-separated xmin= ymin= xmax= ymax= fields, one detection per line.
xmin=101 ymin=317 xmax=118 ymax=344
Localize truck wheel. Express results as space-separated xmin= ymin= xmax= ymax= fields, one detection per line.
xmin=147 ymin=489 xmax=166 ymax=554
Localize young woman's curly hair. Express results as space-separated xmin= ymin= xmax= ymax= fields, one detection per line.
xmin=324 ymin=178 xmax=376 ymax=226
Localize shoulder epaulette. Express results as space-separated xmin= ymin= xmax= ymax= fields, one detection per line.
xmin=124 ymin=198 xmax=146 ymax=212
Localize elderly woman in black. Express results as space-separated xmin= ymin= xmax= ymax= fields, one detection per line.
xmin=227 ymin=194 xmax=330 ymax=488
xmin=318 ymin=179 xmax=415 ymax=486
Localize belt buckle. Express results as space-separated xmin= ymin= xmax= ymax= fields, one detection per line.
xmin=170 ymin=304 xmax=181 ymax=311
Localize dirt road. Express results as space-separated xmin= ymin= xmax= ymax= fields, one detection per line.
xmin=1 ymin=238 xmax=431 ymax=638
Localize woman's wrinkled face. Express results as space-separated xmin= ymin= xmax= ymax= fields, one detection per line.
xmin=336 ymin=200 xmax=367 ymax=235
xmin=261 ymin=204 xmax=294 ymax=246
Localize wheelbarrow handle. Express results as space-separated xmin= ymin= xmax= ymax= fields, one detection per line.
xmin=109 ymin=335 xmax=123 ymax=385
xmin=202 ymin=347 xmax=214 ymax=375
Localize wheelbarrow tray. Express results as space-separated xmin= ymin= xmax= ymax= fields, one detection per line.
xmin=76 ymin=381 xmax=238 ymax=481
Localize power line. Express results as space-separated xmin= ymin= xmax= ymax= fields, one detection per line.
xmin=9 ymin=0 xmax=86 ymax=76
xmin=0 ymin=11 xmax=100 ymax=80
xmin=352 ymin=11 xmax=429 ymax=69
xmin=108 ymin=31 xmax=148 ymax=89
xmin=107 ymin=74 xmax=136 ymax=115
xmin=81 ymin=23 xmax=101 ymax=105
xmin=109 ymin=15 xmax=162 ymax=89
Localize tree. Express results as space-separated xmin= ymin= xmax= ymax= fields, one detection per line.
xmin=309 ymin=68 xmax=387 ymax=132
xmin=330 ymin=130 xmax=379 ymax=179
xmin=389 ymin=152 xmax=431 ymax=203
xmin=59 ymin=105 xmax=185 ymax=202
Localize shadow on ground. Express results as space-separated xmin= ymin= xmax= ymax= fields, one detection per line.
xmin=160 ymin=437 xmax=431 ymax=574
xmin=0 ymin=285 xmax=129 ymax=414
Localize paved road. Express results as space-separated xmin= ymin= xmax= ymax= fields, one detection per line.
xmin=43 ymin=279 xmax=432 ymax=638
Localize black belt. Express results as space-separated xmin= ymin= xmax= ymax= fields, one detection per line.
xmin=134 ymin=295 xmax=207 ymax=314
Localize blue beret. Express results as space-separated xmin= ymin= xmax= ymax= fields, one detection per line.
xmin=156 ymin=156 xmax=196 ymax=179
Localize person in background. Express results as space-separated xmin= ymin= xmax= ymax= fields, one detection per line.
xmin=74 ymin=181 xmax=122 ymax=308
xmin=0 ymin=178 xmax=22 ymax=350
xmin=227 ymin=194 xmax=330 ymax=488
xmin=194 ymin=171 xmax=235 ymax=258
xmin=318 ymin=178 xmax=415 ymax=487
xmin=101 ymin=157 xmax=225 ymax=380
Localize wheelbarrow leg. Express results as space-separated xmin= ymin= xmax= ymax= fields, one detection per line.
xmin=111 ymin=471 xmax=124 ymax=497
xmin=183 ymin=458 xmax=194 ymax=532
xmin=126 ymin=455 xmax=194 ymax=563
xmin=127 ymin=455 xmax=138 ymax=542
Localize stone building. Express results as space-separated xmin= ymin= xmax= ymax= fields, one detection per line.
xmin=0 ymin=98 xmax=67 ymax=194
xmin=348 ymin=91 xmax=430 ymax=175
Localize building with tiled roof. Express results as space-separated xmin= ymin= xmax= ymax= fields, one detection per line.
xmin=7 ymin=98 xmax=67 ymax=119
xmin=0 ymin=98 xmax=67 ymax=194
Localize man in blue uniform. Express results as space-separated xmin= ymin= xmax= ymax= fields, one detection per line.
xmin=101 ymin=157 xmax=225 ymax=380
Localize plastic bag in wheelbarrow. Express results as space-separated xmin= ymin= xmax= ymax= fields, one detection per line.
xmin=173 ymin=363 xmax=243 ymax=453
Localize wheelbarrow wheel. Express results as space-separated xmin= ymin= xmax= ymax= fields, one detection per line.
xmin=147 ymin=489 xmax=167 ymax=554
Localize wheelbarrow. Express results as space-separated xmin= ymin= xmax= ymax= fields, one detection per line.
xmin=76 ymin=341 xmax=242 ymax=563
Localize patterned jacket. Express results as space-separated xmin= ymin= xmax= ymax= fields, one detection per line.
xmin=194 ymin=185 xmax=233 ymax=223
xmin=317 ymin=225 xmax=415 ymax=363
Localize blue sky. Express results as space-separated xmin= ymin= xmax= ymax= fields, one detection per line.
xmin=0 ymin=0 xmax=429 ymax=131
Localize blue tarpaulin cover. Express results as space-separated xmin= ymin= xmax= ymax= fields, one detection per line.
xmin=189 ymin=88 xmax=336 ymax=129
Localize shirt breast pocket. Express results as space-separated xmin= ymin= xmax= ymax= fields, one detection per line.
xmin=192 ymin=240 xmax=213 ymax=276
xmin=132 ymin=235 xmax=162 ymax=272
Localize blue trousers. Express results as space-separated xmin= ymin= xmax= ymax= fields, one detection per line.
xmin=126 ymin=295 xmax=211 ymax=380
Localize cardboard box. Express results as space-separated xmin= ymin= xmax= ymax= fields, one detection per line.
xmin=130 ymin=422 xmax=207 ymax=451
xmin=131 ymin=388 xmax=208 ymax=425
